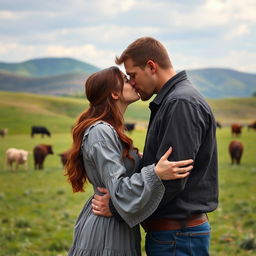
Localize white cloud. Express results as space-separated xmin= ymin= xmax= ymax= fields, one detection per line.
xmin=0 ymin=10 xmax=17 ymax=19
xmin=0 ymin=42 xmax=17 ymax=54
xmin=172 ymin=49 xmax=256 ymax=73
xmin=83 ymin=0 xmax=136 ymax=17
xmin=0 ymin=0 xmax=255 ymax=73
xmin=224 ymin=24 xmax=251 ymax=40
xmin=45 ymin=44 xmax=115 ymax=68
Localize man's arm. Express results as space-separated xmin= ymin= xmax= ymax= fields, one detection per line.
xmin=92 ymin=187 xmax=125 ymax=222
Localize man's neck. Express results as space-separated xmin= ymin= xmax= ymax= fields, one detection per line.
xmin=156 ymin=68 xmax=176 ymax=92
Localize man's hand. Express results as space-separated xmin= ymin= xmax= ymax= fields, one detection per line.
xmin=92 ymin=187 xmax=112 ymax=217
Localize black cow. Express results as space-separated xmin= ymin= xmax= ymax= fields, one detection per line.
xmin=248 ymin=121 xmax=256 ymax=131
xmin=31 ymin=126 xmax=51 ymax=138
xmin=0 ymin=128 xmax=8 ymax=137
xmin=216 ymin=121 xmax=222 ymax=129
xmin=124 ymin=123 xmax=136 ymax=132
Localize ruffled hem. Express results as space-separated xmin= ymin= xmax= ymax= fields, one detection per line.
xmin=68 ymin=246 xmax=141 ymax=256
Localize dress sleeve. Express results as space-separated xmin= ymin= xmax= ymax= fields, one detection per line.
xmin=88 ymin=125 xmax=165 ymax=227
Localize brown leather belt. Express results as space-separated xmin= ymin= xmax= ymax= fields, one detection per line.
xmin=141 ymin=213 xmax=208 ymax=232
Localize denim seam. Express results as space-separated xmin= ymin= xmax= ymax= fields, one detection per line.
xmin=148 ymin=234 xmax=176 ymax=245
xmin=175 ymin=231 xmax=210 ymax=236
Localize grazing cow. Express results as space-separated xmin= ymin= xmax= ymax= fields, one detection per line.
xmin=231 ymin=123 xmax=242 ymax=137
xmin=229 ymin=140 xmax=244 ymax=165
xmin=5 ymin=148 xmax=29 ymax=170
xmin=31 ymin=126 xmax=51 ymax=138
xmin=0 ymin=128 xmax=8 ymax=137
xmin=124 ymin=123 xmax=136 ymax=132
xmin=58 ymin=150 xmax=69 ymax=167
xmin=248 ymin=121 xmax=256 ymax=131
xmin=33 ymin=144 xmax=54 ymax=170
xmin=216 ymin=121 xmax=222 ymax=129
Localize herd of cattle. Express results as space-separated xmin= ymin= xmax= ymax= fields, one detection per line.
xmin=218 ymin=121 xmax=256 ymax=165
xmin=1 ymin=121 xmax=255 ymax=170
xmin=1 ymin=124 xmax=136 ymax=171
xmin=1 ymin=126 xmax=66 ymax=171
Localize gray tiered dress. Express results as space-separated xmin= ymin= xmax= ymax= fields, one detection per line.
xmin=68 ymin=121 xmax=165 ymax=256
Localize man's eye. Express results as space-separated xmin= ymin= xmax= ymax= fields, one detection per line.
xmin=123 ymin=75 xmax=129 ymax=83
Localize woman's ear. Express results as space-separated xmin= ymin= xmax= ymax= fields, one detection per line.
xmin=111 ymin=92 xmax=119 ymax=100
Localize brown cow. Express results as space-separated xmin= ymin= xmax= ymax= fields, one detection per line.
xmin=248 ymin=121 xmax=256 ymax=131
xmin=5 ymin=148 xmax=29 ymax=170
xmin=229 ymin=140 xmax=243 ymax=165
xmin=0 ymin=128 xmax=8 ymax=138
xmin=231 ymin=123 xmax=242 ymax=137
xmin=33 ymin=144 xmax=54 ymax=170
xmin=58 ymin=150 xmax=70 ymax=167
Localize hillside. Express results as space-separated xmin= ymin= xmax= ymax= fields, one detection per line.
xmin=0 ymin=57 xmax=100 ymax=77
xmin=0 ymin=71 xmax=87 ymax=95
xmin=0 ymin=91 xmax=255 ymax=135
xmin=187 ymin=68 xmax=256 ymax=98
xmin=0 ymin=58 xmax=255 ymax=98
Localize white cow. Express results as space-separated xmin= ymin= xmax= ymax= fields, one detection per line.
xmin=5 ymin=148 xmax=29 ymax=170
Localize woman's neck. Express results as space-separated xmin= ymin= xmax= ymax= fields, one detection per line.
xmin=116 ymin=102 xmax=128 ymax=115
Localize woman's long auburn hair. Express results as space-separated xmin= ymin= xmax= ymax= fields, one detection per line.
xmin=65 ymin=66 xmax=135 ymax=192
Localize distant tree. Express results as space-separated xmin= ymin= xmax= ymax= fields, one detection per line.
xmin=253 ymin=92 xmax=256 ymax=97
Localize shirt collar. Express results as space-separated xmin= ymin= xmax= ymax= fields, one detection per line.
xmin=151 ymin=70 xmax=187 ymax=106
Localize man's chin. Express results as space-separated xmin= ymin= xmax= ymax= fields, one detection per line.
xmin=140 ymin=94 xmax=152 ymax=101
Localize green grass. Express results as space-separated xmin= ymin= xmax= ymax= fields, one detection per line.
xmin=1 ymin=91 xmax=256 ymax=135
xmin=0 ymin=91 xmax=256 ymax=255
xmin=0 ymin=127 xmax=256 ymax=255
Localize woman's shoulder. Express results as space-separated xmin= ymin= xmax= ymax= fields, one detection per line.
xmin=84 ymin=121 xmax=118 ymax=145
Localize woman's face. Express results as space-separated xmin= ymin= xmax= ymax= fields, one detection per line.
xmin=119 ymin=73 xmax=140 ymax=105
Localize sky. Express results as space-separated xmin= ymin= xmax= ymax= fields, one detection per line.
xmin=0 ymin=0 xmax=255 ymax=73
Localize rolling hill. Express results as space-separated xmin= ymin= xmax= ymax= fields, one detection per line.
xmin=0 ymin=57 xmax=99 ymax=77
xmin=0 ymin=71 xmax=87 ymax=96
xmin=0 ymin=91 xmax=255 ymax=135
xmin=0 ymin=58 xmax=255 ymax=98
xmin=187 ymin=68 xmax=256 ymax=98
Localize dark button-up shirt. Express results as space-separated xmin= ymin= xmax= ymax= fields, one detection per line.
xmin=142 ymin=70 xmax=218 ymax=220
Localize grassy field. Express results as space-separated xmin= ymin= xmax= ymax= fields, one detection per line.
xmin=1 ymin=91 xmax=256 ymax=134
xmin=0 ymin=91 xmax=256 ymax=255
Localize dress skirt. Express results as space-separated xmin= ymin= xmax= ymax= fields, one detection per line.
xmin=68 ymin=197 xmax=141 ymax=256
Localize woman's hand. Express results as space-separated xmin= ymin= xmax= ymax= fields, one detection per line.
xmin=155 ymin=147 xmax=193 ymax=180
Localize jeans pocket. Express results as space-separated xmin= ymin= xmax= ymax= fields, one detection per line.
xmin=174 ymin=223 xmax=211 ymax=256
xmin=146 ymin=232 xmax=176 ymax=256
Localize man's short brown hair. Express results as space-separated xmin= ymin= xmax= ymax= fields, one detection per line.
xmin=115 ymin=37 xmax=172 ymax=69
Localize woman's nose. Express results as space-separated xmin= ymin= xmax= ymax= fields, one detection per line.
xmin=130 ymin=79 xmax=136 ymax=86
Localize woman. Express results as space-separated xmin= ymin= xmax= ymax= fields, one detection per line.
xmin=65 ymin=66 xmax=193 ymax=255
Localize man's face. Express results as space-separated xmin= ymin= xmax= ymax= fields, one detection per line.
xmin=124 ymin=58 xmax=156 ymax=101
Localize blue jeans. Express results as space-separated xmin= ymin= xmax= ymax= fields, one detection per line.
xmin=145 ymin=222 xmax=211 ymax=256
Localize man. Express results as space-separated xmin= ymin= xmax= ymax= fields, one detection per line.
xmin=92 ymin=37 xmax=218 ymax=256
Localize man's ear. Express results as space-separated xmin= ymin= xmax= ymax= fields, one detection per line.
xmin=146 ymin=60 xmax=157 ymax=73
xmin=111 ymin=92 xmax=119 ymax=100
